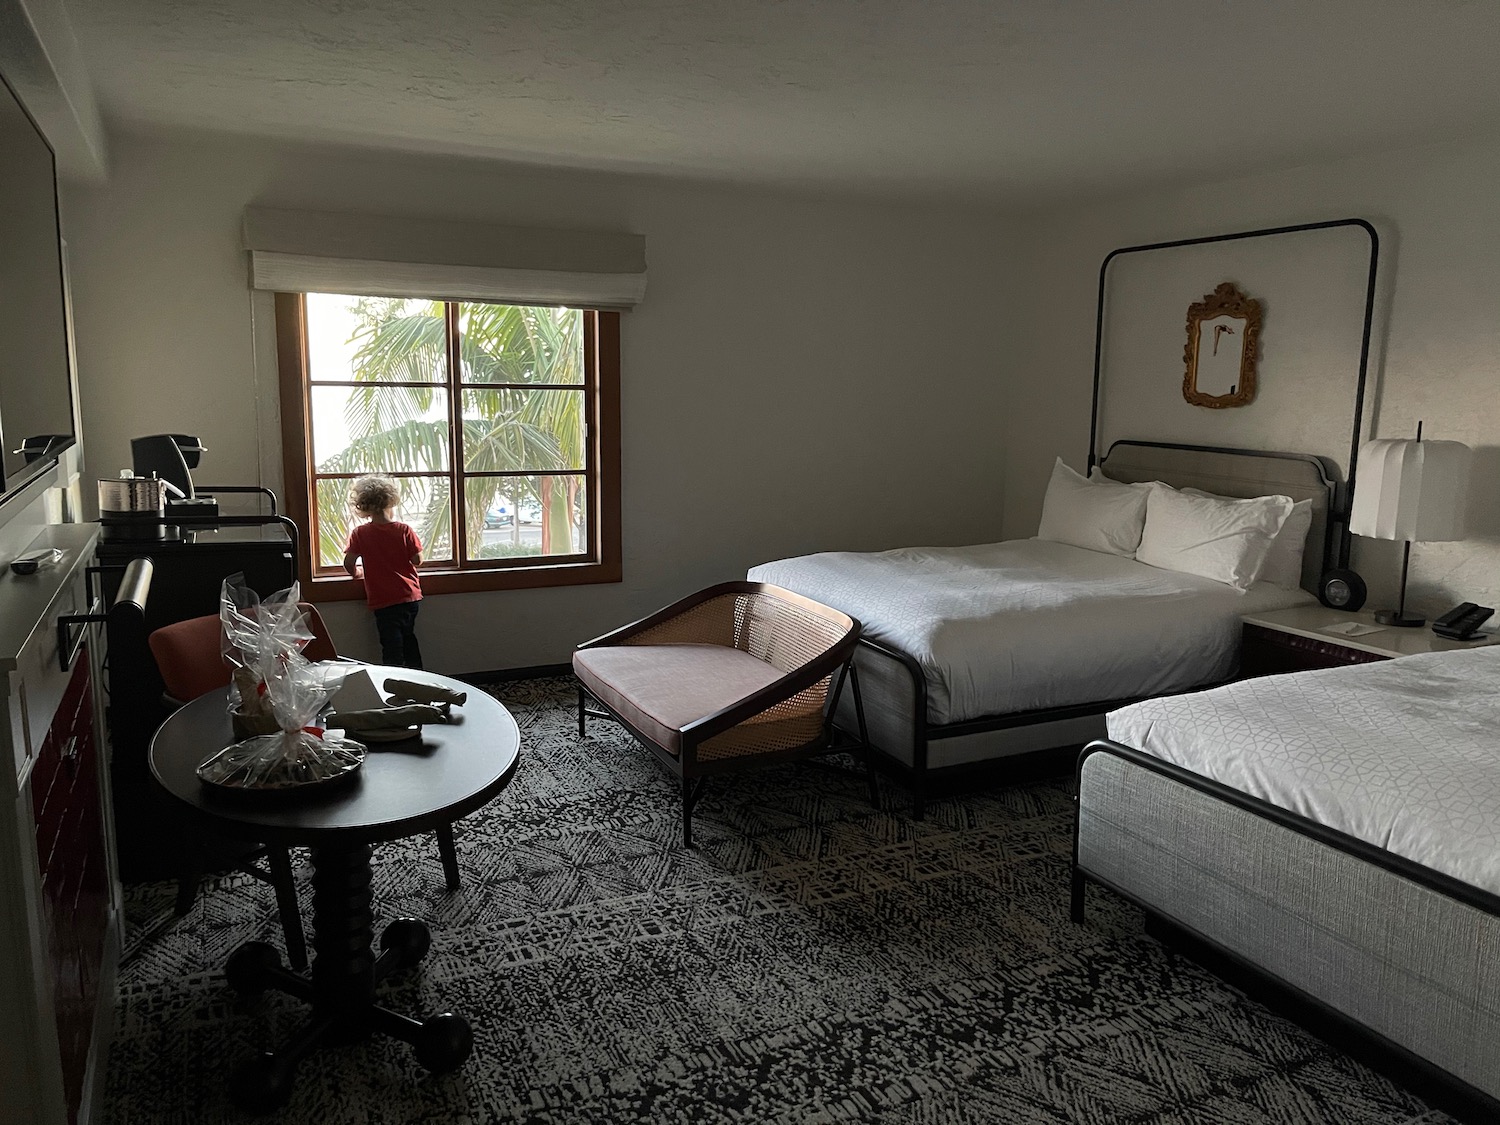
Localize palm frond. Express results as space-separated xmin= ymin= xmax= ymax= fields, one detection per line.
xmin=317 ymin=419 xmax=450 ymax=475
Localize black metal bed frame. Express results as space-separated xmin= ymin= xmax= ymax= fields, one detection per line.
xmin=853 ymin=633 xmax=1161 ymax=819
xmin=857 ymin=436 xmax=1339 ymax=817
xmin=847 ymin=218 xmax=1379 ymax=817
xmin=1088 ymin=218 xmax=1379 ymax=568
xmin=1072 ymin=739 xmax=1500 ymax=1124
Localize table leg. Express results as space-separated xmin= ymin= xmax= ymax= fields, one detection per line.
xmin=224 ymin=842 xmax=472 ymax=1113
xmin=310 ymin=842 xmax=377 ymax=1040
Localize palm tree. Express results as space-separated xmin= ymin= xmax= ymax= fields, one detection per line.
xmin=313 ymin=298 xmax=584 ymax=566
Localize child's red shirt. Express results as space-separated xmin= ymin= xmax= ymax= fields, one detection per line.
xmin=347 ymin=521 xmax=423 ymax=609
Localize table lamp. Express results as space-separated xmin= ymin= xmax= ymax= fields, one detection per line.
xmin=1349 ymin=422 xmax=1470 ymax=627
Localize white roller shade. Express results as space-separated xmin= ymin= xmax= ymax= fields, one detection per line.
xmin=243 ymin=207 xmax=647 ymax=309
xmin=1349 ymin=437 xmax=1470 ymax=542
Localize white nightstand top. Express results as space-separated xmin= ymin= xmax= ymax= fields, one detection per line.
xmin=1242 ymin=604 xmax=1500 ymax=660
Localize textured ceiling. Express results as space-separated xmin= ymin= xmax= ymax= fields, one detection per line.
xmin=65 ymin=0 xmax=1500 ymax=202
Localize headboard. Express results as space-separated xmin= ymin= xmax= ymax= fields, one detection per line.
xmin=1097 ymin=440 xmax=1337 ymax=594
xmin=1085 ymin=219 xmax=1378 ymax=575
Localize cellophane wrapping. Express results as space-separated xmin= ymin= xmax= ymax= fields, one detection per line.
xmin=197 ymin=658 xmax=365 ymax=788
xmin=219 ymin=574 xmax=316 ymax=722
xmin=198 ymin=576 xmax=364 ymax=789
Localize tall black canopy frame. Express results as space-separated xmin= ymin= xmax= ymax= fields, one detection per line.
xmin=1086 ymin=218 xmax=1379 ymax=570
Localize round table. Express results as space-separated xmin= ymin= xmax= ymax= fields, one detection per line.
xmin=150 ymin=666 xmax=520 ymax=1113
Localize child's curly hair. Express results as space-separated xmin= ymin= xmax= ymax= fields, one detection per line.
xmin=349 ymin=474 xmax=401 ymax=517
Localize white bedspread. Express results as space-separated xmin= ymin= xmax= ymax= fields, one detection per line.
xmin=748 ymin=539 xmax=1311 ymax=724
xmin=1107 ymin=646 xmax=1500 ymax=896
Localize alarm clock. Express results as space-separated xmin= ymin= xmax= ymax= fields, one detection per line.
xmin=1317 ymin=568 xmax=1367 ymax=611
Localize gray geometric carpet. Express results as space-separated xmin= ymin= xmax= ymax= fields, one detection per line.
xmin=104 ymin=677 xmax=1453 ymax=1124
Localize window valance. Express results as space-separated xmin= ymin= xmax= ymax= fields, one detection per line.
xmin=242 ymin=207 xmax=647 ymax=309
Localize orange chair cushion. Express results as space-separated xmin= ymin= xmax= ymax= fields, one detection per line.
xmin=148 ymin=615 xmax=232 ymax=701
xmin=150 ymin=604 xmax=340 ymax=702
xmin=572 ymin=643 xmax=782 ymax=756
xmin=297 ymin=602 xmax=339 ymax=664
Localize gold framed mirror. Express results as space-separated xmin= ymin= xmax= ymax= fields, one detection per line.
xmin=1183 ymin=282 xmax=1262 ymax=408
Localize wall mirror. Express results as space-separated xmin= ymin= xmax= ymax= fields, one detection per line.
xmin=1183 ymin=282 xmax=1261 ymax=408
xmin=0 ymin=71 xmax=76 ymax=505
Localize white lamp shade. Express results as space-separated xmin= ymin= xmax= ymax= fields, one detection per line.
xmin=1349 ymin=437 xmax=1470 ymax=542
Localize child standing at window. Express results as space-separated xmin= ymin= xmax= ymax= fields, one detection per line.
xmin=343 ymin=474 xmax=424 ymax=669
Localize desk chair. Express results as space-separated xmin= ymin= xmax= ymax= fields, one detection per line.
xmin=148 ymin=606 xmax=462 ymax=971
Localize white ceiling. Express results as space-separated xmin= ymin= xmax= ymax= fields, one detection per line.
xmin=65 ymin=0 xmax=1500 ymax=203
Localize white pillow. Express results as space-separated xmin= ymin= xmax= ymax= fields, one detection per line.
xmin=1136 ymin=485 xmax=1293 ymax=591
xmin=1181 ymin=488 xmax=1312 ymax=590
xmin=1035 ymin=458 xmax=1150 ymax=557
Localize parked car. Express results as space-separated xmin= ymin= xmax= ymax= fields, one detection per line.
xmin=484 ymin=496 xmax=544 ymax=529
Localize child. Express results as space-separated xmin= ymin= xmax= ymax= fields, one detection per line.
xmin=343 ymin=474 xmax=424 ymax=669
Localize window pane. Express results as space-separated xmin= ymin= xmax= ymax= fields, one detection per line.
xmin=457 ymin=304 xmax=583 ymax=385
xmin=315 ymin=476 xmax=452 ymax=569
xmin=467 ymin=474 xmax=587 ymax=561
xmin=310 ymin=385 xmax=450 ymax=472
xmin=306 ymin=294 xmax=447 ymax=384
xmin=461 ymin=389 xmax=584 ymax=472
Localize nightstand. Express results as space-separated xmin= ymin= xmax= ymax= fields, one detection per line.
xmin=1241 ymin=604 xmax=1499 ymax=678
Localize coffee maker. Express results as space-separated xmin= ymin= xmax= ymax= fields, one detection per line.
xmin=99 ymin=433 xmax=296 ymax=880
xmin=130 ymin=433 xmax=221 ymax=522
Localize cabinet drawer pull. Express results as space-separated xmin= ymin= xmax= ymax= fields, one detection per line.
xmin=62 ymin=735 xmax=80 ymax=778
xmin=56 ymin=598 xmax=103 ymax=672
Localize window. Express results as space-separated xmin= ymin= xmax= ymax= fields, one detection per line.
xmin=275 ymin=291 xmax=620 ymax=598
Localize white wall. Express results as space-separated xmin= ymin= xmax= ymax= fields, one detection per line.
xmin=62 ymin=131 xmax=1019 ymax=670
xmin=0 ymin=0 xmax=107 ymax=179
xmin=1006 ymin=135 xmax=1500 ymax=617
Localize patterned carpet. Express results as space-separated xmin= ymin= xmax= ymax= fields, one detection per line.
xmin=104 ymin=677 xmax=1454 ymax=1124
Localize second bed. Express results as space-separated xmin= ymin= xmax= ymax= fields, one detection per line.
xmin=1074 ymin=645 xmax=1500 ymax=1117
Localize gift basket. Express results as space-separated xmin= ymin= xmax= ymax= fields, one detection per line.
xmin=196 ymin=576 xmax=365 ymax=792
xmin=218 ymin=574 xmax=319 ymax=740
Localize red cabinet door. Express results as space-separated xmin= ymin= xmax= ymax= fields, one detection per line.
xmin=30 ymin=652 xmax=108 ymax=1125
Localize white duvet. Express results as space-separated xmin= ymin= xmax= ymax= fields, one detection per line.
xmin=1107 ymin=646 xmax=1500 ymax=896
xmin=748 ymin=539 xmax=1311 ymax=724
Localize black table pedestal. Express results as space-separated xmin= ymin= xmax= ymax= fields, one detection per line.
xmin=149 ymin=667 xmax=518 ymax=1112
xmin=224 ymin=843 xmax=472 ymax=1114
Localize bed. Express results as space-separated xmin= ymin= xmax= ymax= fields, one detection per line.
xmin=1073 ymin=648 xmax=1500 ymax=1118
xmin=748 ymin=441 xmax=1337 ymax=812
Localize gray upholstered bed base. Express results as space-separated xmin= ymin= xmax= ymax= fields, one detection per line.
xmin=833 ymin=641 xmax=1107 ymax=771
xmin=1076 ymin=748 xmax=1500 ymax=1104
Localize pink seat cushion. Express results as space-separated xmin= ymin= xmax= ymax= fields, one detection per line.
xmin=572 ymin=643 xmax=782 ymax=755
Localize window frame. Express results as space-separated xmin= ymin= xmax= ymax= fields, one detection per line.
xmin=275 ymin=291 xmax=621 ymax=600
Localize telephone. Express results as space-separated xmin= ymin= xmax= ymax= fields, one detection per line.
xmin=1431 ymin=602 xmax=1495 ymax=641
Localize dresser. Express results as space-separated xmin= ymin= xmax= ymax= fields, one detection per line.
xmin=96 ymin=522 xmax=293 ymax=880
xmin=0 ymin=524 xmax=119 ymax=1125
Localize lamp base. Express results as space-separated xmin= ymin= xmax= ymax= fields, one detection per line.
xmin=1373 ymin=610 xmax=1425 ymax=628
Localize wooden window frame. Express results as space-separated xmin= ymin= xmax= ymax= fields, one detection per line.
xmin=275 ymin=291 xmax=621 ymax=600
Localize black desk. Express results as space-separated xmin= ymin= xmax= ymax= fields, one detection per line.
xmin=149 ymin=668 xmax=520 ymax=1113
xmin=102 ymin=519 xmax=296 ymax=881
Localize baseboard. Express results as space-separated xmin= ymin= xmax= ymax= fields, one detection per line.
xmin=454 ymin=663 xmax=573 ymax=686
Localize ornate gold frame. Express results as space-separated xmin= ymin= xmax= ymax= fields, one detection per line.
xmin=1183 ymin=282 xmax=1262 ymax=409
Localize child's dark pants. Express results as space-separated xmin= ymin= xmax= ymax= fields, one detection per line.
xmin=373 ymin=601 xmax=423 ymax=669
